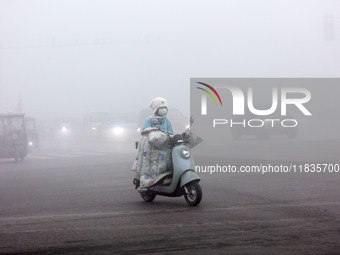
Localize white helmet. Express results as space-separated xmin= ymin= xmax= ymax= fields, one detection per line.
xmin=149 ymin=97 xmax=168 ymax=117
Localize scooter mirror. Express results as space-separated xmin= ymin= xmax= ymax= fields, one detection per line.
xmin=190 ymin=116 xmax=194 ymax=125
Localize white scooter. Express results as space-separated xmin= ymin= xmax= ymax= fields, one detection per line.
xmin=134 ymin=118 xmax=202 ymax=206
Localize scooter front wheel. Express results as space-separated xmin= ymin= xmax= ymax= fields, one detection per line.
xmin=140 ymin=192 xmax=156 ymax=202
xmin=184 ymin=182 xmax=202 ymax=206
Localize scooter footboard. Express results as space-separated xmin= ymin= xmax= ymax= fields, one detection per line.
xmin=180 ymin=170 xmax=200 ymax=187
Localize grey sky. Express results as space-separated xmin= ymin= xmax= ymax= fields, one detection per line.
xmin=0 ymin=0 xmax=339 ymax=120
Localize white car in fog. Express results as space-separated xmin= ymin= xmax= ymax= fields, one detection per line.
xmin=83 ymin=111 xmax=137 ymax=142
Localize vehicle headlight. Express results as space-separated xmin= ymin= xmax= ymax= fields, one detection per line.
xmin=92 ymin=126 xmax=96 ymax=131
xmin=137 ymin=128 xmax=141 ymax=132
xmin=185 ymin=124 xmax=190 ymax=129
xmin=113 ymin=127 xmax=124 ymax=135
xmin=181 ymin=146 xmax=190 ymax=158
xmin=28 ymin=141 xmax=33 ymax=146
xmin=61 ymin=126 xmax=68 ymax=132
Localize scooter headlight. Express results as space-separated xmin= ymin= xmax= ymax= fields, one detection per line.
xmin=182 ymin=147 xmax=190 ymax=158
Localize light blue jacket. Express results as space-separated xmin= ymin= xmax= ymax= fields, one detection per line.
xmin=143 ymin=116 xmax=174 ymax=134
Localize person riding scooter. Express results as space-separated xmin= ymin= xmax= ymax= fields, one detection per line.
xmin=132 ymin=113 xmax=203 ymax=206
xmin=132 ymin=97 xmax=174 ymax=189
xmin=142 ymin=97 xmax=173 ymax=133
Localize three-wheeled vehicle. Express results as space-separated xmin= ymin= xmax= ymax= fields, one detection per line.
xmin=0 ymin=113 xmax=28 ymax=162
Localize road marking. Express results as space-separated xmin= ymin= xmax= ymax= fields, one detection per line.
xmin=25 ymin=150 xmax=133 ymax=161
xmin=71 ymin=152 xmax=108 ymax=156
xmin=26 ymin=155 xmax=54 ymax=160
xmin=98 ymin=150 xmax=133 ymax=154
xmin=43 ymin=153 xmax=79 ymax=158
xmin=1 ymin=201 xmax=339 ymax=225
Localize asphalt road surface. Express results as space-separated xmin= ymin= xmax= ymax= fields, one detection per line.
xmin=1 ymin=139 xmax=340 ymax=254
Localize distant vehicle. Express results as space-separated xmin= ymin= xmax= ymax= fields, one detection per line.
xmin=167 ymin=107 xmax=190 ymax=134
xmin=50 ymin=117 xmax=83 ymax=140
xmin=83 ymin=112 xmax=112 ymax=139
xmin=109 ymin=117 xmax=139 ymax=142
xmin=0 ymin=113 xmax=28 ymax=162
xmin=83 ymin=111 xmax=137 ymax=141
xmin=25 ymin=117 xmax=39 ymax=149
xmin=137 ymin=107 xmax=189 ymax=134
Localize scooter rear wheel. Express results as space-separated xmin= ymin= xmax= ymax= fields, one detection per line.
xmin=184 ymin=182 xmax=202 ymax=206
xmin=140 ymin=192 xmax=156 ymax=202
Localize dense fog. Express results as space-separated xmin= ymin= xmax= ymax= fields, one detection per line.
xmin=0 ymin=0 xmax=339 ymax=123
xmin=1 ymin=2 xmax=340 ymax=254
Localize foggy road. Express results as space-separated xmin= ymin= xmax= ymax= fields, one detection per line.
xmin=1 ymin=140 xmax=340 ymax=254
xmin=1 ymin=1 xmax=340 ymax=254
